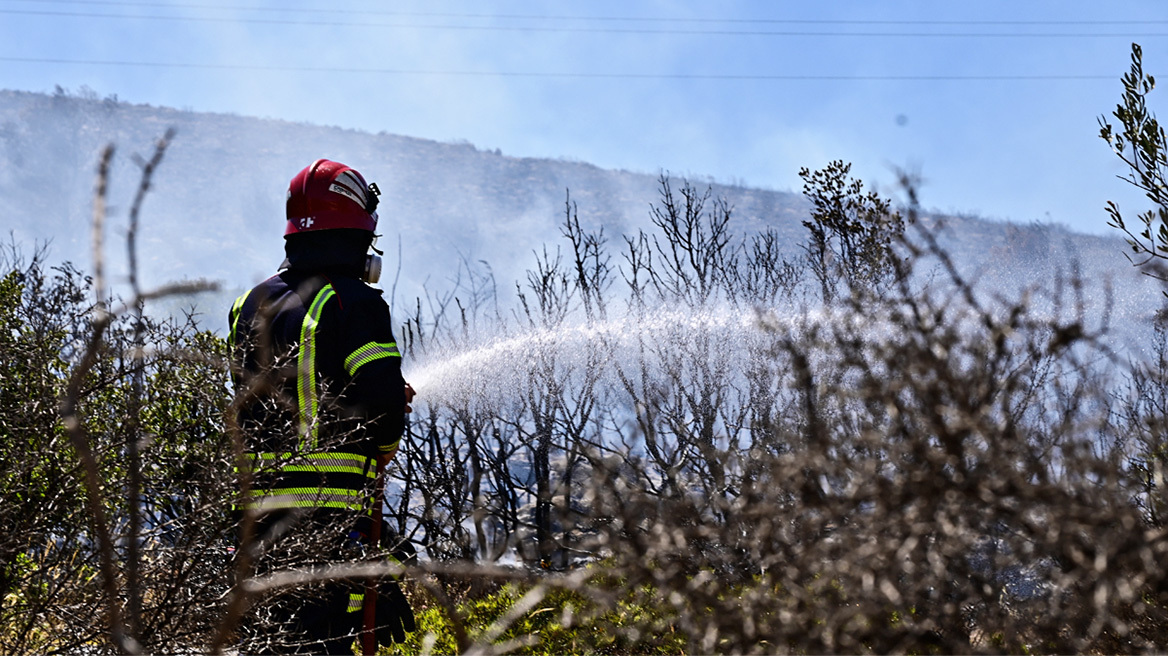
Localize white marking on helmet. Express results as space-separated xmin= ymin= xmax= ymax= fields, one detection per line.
xmin=331 ymin=171 xmax=367 ymax=207
xmin=302 ymin=217 xmax=314 ymax=228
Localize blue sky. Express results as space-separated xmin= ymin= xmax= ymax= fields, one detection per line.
xmin=1 ymin=0 xmax=1167 ymax=236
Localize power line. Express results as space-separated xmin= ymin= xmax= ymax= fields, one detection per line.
xmin=11 ymin=0 xmax=1168 ymax=27
xmin=1 ymin=7 xmax=1166 ymax=37
xmin=0 ymin=55 xmax=1117 ymax=81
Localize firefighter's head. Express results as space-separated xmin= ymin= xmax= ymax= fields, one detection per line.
xmin=283 ymin=159 xmax=383 ymax=282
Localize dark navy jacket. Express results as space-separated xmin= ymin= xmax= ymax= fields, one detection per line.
xmin=228 ymin=269 xmax=405 ymax=513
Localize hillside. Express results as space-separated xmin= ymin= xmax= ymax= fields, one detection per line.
xmin=0 ymin=88 xmax=1157 ymax=345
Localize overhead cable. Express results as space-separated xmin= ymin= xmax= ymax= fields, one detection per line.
xmin=1 ymin=7 xmax=1166 ymax=37
xmin=0 ymin=55 xmax=1117 ymax=81
xmin=9 ymin=0 xmax=1166 ymax=27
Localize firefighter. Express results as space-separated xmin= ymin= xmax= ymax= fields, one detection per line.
xmin=228 ymin=159 xmax=415 ymax=654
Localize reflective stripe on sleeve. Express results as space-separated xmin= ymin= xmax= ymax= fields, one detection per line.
xmin=237 ymin=487 xmax=367 ymax=512
xmin=344 ymin=341 xmax=401 ymax=376
xmin=298 ymin=285 xmax=336 ymax=450
xmin=228 ymin=289 xmax=251 ymax=347
xmin=348 ymin=592 xmax=364 ymax=613
xmin=240 ymin=452 xmax=376 ymax=478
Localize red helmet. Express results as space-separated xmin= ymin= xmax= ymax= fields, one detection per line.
xmin=285 ymin=159 xmax=380 ymax=235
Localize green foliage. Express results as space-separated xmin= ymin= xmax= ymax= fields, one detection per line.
xmin=0 ymin=260 xmax=92 ymax=640
xmin=799 ymin=159 xmax=906 ymax=302
xmin=394 ymin=581 xmax=687 ymax=656
xmin=1099 ymin=42 xmax=1168 ymax=282
xmin=1101 ymin=47 xmax=1168 ymax=653
xmin=0 ymin=252 xmax=234 ymax=653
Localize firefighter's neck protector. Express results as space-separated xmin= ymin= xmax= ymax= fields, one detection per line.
xmin=284 ymin=229 xmax=379 ymax=282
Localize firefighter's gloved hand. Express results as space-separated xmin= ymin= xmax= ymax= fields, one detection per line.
xmin=388 ymin=533 xmax=418 ymax=567
xmin=403 ymin=382 xmax=416 ymax=413
xmin=375 ymin=579 xmax=416 ymax=646
xmin=351 ymin=518 xmax=419 ymax=559
xmin=350 ymin=516 xmax=375 ymax=545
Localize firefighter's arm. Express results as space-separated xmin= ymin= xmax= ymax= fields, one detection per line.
xmin=346 ymin=355 xmax=407 ymax=454
xmin=340 ymin=292 xmax=409 ymax=455
xmin=378 ymin=383 xmax=414 ymax=462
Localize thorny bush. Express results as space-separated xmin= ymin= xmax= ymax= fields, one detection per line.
xmin=0 ymin=247 xmax=234 ymax=653
xmin=386 ymin=171 xmax=1168 ymax=653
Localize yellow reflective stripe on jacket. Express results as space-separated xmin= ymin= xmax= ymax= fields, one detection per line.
xmin=297 ymin=285 xmax=336 ymax=450
xmin=237 ymin=486 xmax=366 ymax=512
xmin=344 ymin=341 xmax=401 ymax=376
xmin=348 ymin=592 xmax=364 ymax=613
xmin=240 ymin=452 xmax=376 ymax=478
xmin=228 ymin=289 xmax=251 ymax=347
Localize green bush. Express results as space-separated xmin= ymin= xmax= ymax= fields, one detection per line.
xmin=395 ymin=578 xmax=688 ymax=656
